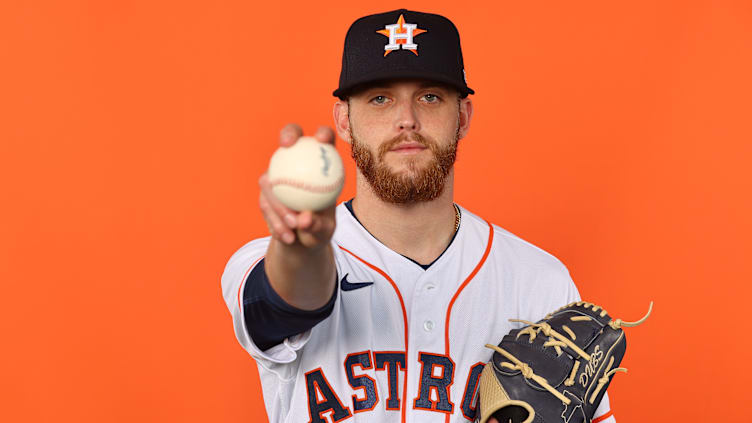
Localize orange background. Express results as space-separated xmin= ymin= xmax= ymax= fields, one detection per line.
xmin=2 ymin=1 xmax=750 ymax=421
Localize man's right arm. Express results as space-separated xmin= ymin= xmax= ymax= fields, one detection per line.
xmin=222 ymin=124 xmax=340 ymax=356
xmin=256 ymin=124 xmax=338 ymax=311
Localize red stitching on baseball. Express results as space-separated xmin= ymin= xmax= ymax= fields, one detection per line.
xmin=269 ymin=176 xmax=344 ymax=193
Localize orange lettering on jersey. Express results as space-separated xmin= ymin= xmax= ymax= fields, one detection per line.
xmin=344 ymin=351 xmax=379 ymax=413
xmin=412 ymin=352 xmax=455 ymax=414
xmin=373 ymin=351 xmax=406 ymax=410
xmin=305 ymin=351 xmax=490 ymax=420
xmin=460 ymin=362 xmax=484 ymax=421
xmin=305 ymin=367 xmax=352 ymax=423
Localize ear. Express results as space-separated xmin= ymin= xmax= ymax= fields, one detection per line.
xmin=333 ymin=100 xmax=353 ymax=144
xmin=457 ymin=97 xmax=473 ymax=140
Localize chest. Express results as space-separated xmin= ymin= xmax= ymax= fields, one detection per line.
xmin=290 ymin=255 xmax=520 ymax=422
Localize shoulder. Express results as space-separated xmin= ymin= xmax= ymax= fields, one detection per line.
xmin=224 ymin=236 xmax=271 ymax=270
xmin=458 ymin=206 xmax=580 ymax=312
xmin=459 ymin=206 xmax=568 ymax=272
xmin=221 ymin=236 xmax=271 ymax=294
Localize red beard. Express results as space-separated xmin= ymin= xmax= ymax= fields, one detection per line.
xmin=350 ymin=129 xmax=458 ymax=204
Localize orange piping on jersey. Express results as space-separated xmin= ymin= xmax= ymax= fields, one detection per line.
xmin=443 ymin=220 xmax=494 ymax=423
xmin=444 ymin=220 xmax=493 ymax=354
xmin=592 ymin=410 xmax=614 ymax=423
xmin=339 ymin=245 xmax=409 ymax=423
xmin=237 ymin=256 xmax=264 ymax=309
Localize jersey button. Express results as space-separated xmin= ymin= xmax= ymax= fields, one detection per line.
xmin=423 ymin=320 xmax=434 ymax=332
xmin=425 ymin=283 xmax=436 ymax=292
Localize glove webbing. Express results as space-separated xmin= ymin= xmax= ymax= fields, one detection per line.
xmin=484 ymin=343 xmax=574 ymax=405
xmin=484 ymin=301 xmax=653 ymax=406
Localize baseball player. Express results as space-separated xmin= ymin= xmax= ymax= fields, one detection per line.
xmin=222 ymin=9 xmax=615 ymax=423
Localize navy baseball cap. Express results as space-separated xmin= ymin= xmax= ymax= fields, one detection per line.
xmin=333 ymin=9 xmax=474 ymax=99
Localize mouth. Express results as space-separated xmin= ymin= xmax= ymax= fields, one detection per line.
xmin=389 ymin=141 xmax=427 ymax=154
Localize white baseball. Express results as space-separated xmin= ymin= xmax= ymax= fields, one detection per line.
xmin=267 ymin=137 xmax=345 ymax=211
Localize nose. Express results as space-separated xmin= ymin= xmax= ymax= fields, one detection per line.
xmin=395 ymin=100 xmax=420 ymax=133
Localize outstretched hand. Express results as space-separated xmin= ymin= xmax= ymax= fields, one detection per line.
xmin=259 ymin=123 xmax=338 ymax=249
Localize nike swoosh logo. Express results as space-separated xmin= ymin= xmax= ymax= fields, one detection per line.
xmin=340 ymin=273 xmax=374 ymax=291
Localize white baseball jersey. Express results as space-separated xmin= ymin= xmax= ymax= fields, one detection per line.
xmin=221 ymin=203 xmax=615 ymax=423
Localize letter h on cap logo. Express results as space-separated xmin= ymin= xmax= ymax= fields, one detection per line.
xmin=377 ymin=14 xmax=427 ymax=56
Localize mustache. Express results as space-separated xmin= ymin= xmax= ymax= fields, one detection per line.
xmin=377 ymin=133 xmax=436 ymax=159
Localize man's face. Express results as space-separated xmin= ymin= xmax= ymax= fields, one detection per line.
xmin=345 ymin=80 xmax=466 ymax=204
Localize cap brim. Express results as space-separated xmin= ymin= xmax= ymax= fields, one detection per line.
xmin=333 ymin=69 xmax=474 ymax=99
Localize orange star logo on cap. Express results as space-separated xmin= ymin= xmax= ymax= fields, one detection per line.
xmin=376 ymin=14 xmax=427 ymax=56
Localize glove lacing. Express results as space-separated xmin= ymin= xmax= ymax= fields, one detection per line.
xmin=484 ymin=301 xmax=653 ymax=406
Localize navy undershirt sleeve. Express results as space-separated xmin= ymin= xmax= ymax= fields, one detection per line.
xmin=243 ymin=258 xmax=338 ymax=351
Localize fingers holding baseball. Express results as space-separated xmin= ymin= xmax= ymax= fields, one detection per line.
xmin=260 ymin=195 xmax=295 ymax=244
xmin=295 ymin=208 xmax=336 ymax=248
xmin=259 ymin=173 xmax=299 ymax=244
xmin=314 ymin=126 xmax=336 ymax=146
xmin=280 ymin=124 xmax=335 ymax=147
xmin=279 ymin=123 xmax=304 ymax=147
xmin=265 ymin=124 xmax=343 ymax=246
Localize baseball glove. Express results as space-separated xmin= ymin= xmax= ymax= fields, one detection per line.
xmin=475 ymin=301 xmax=652 ymax=423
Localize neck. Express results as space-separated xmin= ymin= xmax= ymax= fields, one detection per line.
xmin=352 ymin=169 xmax=457 ymax=265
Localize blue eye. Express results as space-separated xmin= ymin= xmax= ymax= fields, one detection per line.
xmin=422 ymin=93 xmax=440 ymax=103
xmin=371 ymin=95 xmax=388 ymax=105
